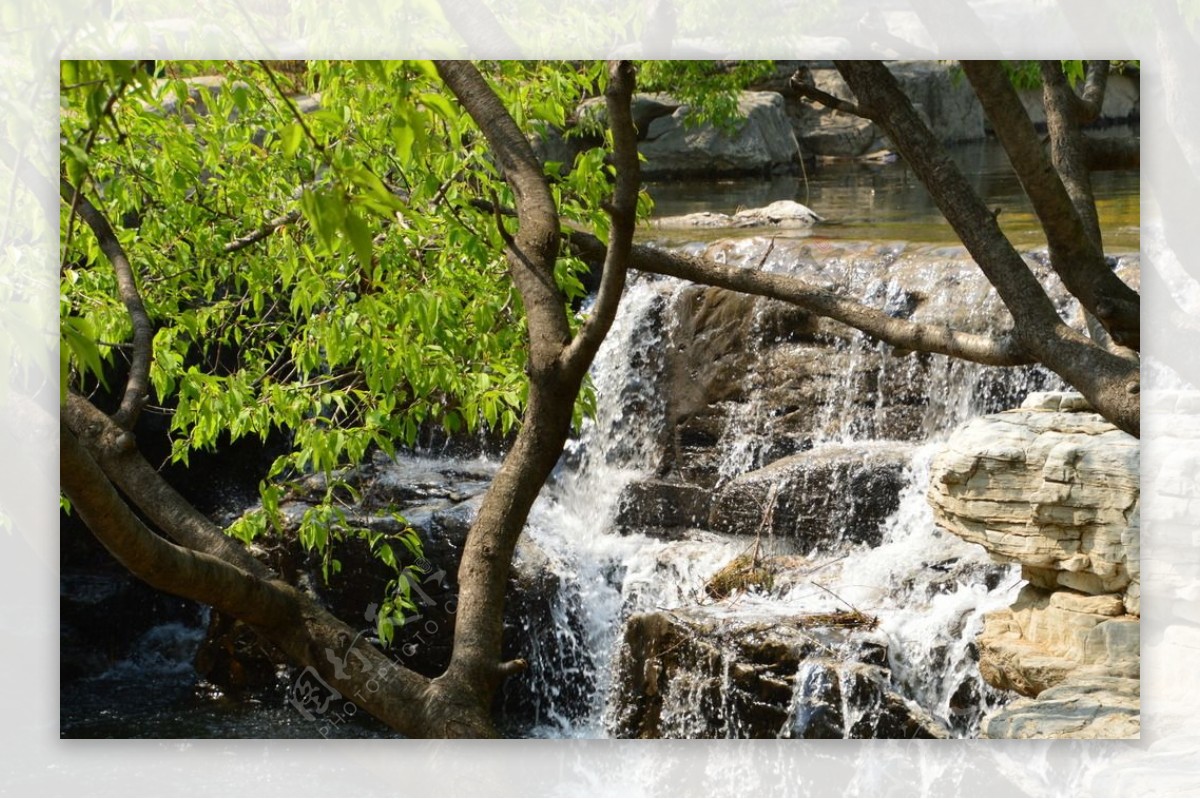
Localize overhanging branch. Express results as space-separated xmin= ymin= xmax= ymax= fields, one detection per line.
xmin=568 ymin=231 xmax=1034 ymax=367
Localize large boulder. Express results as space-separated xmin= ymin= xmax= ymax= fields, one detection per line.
xmin=786 ymin=62 xmax=985 ymax=158
xmin=928 ymin=391 xmax=1140 ymax=605
xmin=928 ymin=392 xmax=1141 ymax=739
xmin=638 ymin=92 xmax=801 ymax=178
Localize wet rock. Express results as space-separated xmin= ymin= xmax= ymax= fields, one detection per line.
xmin=708 ymin=442 xmax=912 ymax=549
xmin=611 ymin=608 xmax=947 ymax=739
xmin=614 ymin=479 xmax=712 ymax=534
xmin=655 ymin=239 xmax=1091 ymax=486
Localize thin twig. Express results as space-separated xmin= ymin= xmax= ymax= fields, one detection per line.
xmin=257 ymin=59 xmax=325 ymax=156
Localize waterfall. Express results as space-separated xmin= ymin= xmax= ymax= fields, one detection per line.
xmin=512 ymin=239 xmax=1061 ymax=738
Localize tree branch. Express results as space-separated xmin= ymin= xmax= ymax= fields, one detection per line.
xmin=61 ymin=420 xmax=294 ymax=627
xmin=835 ymin=61 xmax=1139 ymax=436
xmin=434 ymin=60 xmax=571 ymax=367
xmin=568 ymin=231 xmax=1034 ymax=367
xmin=63 ymin=393 xmax=272 ymax=578
xmin=1074 ymin=60 xmax=1109 ymax=124
xmin=1041 ymin=61 xmax=1103 ymax=246
xmin=960 ymin=61 xmax=1140 ymax=351
xmin=60 ymin=177 xmax=154 ymax=430
xmin=224 ymin=209 xmax=301 ymax=253
xmin=561 ymin=60 xmax=640 ymax=376
xmin=790 ymin=66 xmax=873 ymax=119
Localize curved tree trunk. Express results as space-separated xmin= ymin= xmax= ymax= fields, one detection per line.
xmin=834 ymin=60 xmax=1140 ymax=437
xmin=61 ymin=59 xmax=641 ymax=739
xmin=430 ymin=59 xmax=640 ymax=736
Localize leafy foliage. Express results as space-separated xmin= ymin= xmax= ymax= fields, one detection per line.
xmin=638 ymin=60 xmax=775 ymax=131
xmin=58 ymin=59 xmax=646 ymax=617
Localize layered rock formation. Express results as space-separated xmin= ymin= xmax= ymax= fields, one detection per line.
xmin=928 ymin=392 xmax=1141 ymax=738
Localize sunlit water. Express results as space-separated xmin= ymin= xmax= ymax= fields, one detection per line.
xmin=643 ymin=132 xmax=1140 ymax=252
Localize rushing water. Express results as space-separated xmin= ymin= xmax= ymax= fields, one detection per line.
xmin=509 ymin=263 xmax=1048 ymax=738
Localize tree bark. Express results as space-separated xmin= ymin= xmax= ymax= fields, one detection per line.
xmin=426 ymin=59 xmax=640 ymax=732
xmin=61 ymin=177 xmax=154 ymax=429
xmin=960 ymin=61 xmax=1140 ymax=351
xmin=835 ymin=61 xmax=1139 ymax=437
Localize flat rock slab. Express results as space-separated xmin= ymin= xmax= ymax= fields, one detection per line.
xmin=983 ymin=672 xmax=1140 ymax=739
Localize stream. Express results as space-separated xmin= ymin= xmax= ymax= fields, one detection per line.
xmin=60 ymin=138 xmax=1139 ymax=739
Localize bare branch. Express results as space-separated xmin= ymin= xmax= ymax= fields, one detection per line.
xmin=562 ymin=60 xmax=640 ymax=376
xmin=60 ymin=177 xmax=154 ymax=430
xmin=1041 ymin=61 xmax=1103 ymax=248
xmin=790 ymin=66 xmax=873 ymax=119
xmin=568 ymin=231 xmax=1033 ymax=367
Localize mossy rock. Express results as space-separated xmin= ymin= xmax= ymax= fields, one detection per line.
xmin=705 ymin=553 xmax=775 ymax=599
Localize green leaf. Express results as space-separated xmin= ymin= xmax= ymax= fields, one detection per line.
xmin=281 ymin=121 xmax=304 ymax=157
xmin=343 ymin=208 xmax=373 ymax=271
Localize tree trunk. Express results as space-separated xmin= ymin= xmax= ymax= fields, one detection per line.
xmin=61 ymin=60 xmax=640 ymax=739
xmin=835 ymin=60 xmax=1139 ymax=437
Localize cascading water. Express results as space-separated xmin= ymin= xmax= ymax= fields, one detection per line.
xmin=512 ymin=238 xmax=1065 ymax=738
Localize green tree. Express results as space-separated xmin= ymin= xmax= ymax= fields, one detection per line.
xmin=60 ymin=58 xmax=641 ymax=737
xmin=57 ymin=59 xmax=1139 ymax=738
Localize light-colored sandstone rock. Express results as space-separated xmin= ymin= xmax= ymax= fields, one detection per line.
xmin=928 ymin=393 xmax=1140 ymax=603
xmin=982 ymin=672 xmax=1140 ymax=739
xmin=651 ymin=200 xmax=823 ymax=231
xmin=929 ymin=393 xmax=1140 ymax=738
